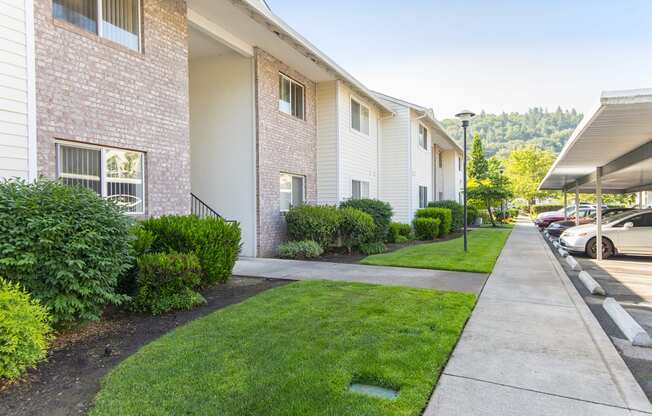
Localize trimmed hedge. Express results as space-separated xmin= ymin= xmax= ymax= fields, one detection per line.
xmin=285 ymin=205 xmax=340 ymax=249
xmin=0 ymin=179 xmax=132 ymax=327
xmin=277 ymin=240 xmax=323 ymax=259
xmin=530 ymin=204 xmax=563 ymax=217
xmin=339 ymin=199 xmax=392 ymax=241
xmin=428 ymin=200 xmax=463 ymax=231
xmin=141 ymin=215 xmax=241 ymax=285
xmin=415 ymin=207 xmax=452 ymax=236
xmin=387 ymin=222 xmax=412 ymax=243
xmin=0 ymin=279 xmax=52 ymax=381
xmin=134 ymin=252 xmax=205 ymax=315
xmin=360 ymin=242 xmax=387 ymax=255
xmin=338 ymin=207 xmax=375 ymax=253
xmin=413 ymin=217 xmax=440 ymax=240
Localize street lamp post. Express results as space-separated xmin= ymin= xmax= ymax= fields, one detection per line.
xmin=455 ymin=110 xmax=476 ymax=253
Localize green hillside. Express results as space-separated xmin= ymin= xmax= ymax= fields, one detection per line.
xmin=441 ymin=107 xmax=583 ymax=158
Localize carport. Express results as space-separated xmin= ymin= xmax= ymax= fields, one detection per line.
xmin=539 ymin=88 xmax=652 ymax=260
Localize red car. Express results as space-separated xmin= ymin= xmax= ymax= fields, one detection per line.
xmin=535 ymin=206 xmax=596 ymax=230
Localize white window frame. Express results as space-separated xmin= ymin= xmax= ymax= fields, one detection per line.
xmin=279 ymin=172 xmax=305 ymax=212
xmin=351 ymin=179 xmax=370 ymax=200
xmin=419 ymin=186 xmax=428 ymax=208
xmin=278 ymin=73 xmax=305 ymax=120
xmin=350 ymin=97 xmax=370 ymax=135
xmin=418 ymin=123 xmax=428 ymax=150
xmin=53 ymin=0 xmax=142 ymax=52
xmin=55 ymin=141 xmax=146 ymax=215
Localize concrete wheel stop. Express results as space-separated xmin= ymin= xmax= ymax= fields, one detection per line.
xmin=603 ymin=298 xmax=652 ymax=348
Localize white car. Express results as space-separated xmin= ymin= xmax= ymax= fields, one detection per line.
xmin=560 ymin=209 xmax=652 ymax=259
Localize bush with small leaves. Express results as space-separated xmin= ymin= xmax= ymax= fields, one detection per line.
xmin=0 ymin=279 xmax=52 ymax=381
xmin=134 ymin=252 xmax=205 ymax=315
xmin=387 ymin=222 xmax=412 ymax=243
xmin=277 ymin=240 xmax=324 ymax=259
xmin=339 ymin=208 xmax=376 ymax=253
xmin=0 ymin=179 xmax=132 ymax=327
xmin=339 ymin=199 xmax=392 ymax=242
xmin=285 ymin=205 xmax=341 ymax=249
xmin=415 ymin=207 xmax=452 ymax=236
xmin=428 ymin=200 xmax=464 ymax=231
xmin=413 ymin=217 xmax=441 ymax=240
xmin=359 ymin=242 xmax=387 ymax=255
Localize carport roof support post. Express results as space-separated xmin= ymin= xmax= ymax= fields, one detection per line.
xmin=596 ymin=167 xmax=603 ymax=261
xmin=575 ymin=185 xmax=580 ymax=226
xmin=563 ymin=190 xmax=568 ymax=221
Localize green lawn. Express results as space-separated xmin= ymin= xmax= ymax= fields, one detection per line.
xmin=91 ymin=281 xmax=475 ymax=416
xmin=361 ymin=227 xmax=512 ymax=273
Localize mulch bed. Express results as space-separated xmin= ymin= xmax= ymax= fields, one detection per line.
xmin=301 ymin=230 xmax=466 ymax=264
xmin=0 ymin=277 xmax=288 ymax=416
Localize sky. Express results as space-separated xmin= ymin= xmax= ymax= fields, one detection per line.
xmin=266 ymin=0 xmax=652 ymax=119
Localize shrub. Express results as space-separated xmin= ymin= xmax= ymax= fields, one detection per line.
xmin=413 ymin=217 xmax=440 ymax=240
xmin=134 ymin=252 xmax=205 ymax=315
xmin=530 ymin=204 xmax=563 ymax=217
xmin=277 ymin=240 xmax=323 ymax=259
xmin=387 ymin=222 xmax=412 ymax=243
xmin=395 ymin=235 xmax=408 ymax=244
xmin=339 ymin=199 xmax=392 ymax=241
xmin=415 ymin=207 xmax=452 ymax=236
xmin=467 ymin=206 xmax=479 ymax=225
xmin=338 ymin=208 xmax=375 ymax=253
xmin=0 ymin=179 xmax=132 ymax=327
xmin=428 ymin=200 xmax=464 ymax=231
xmin=0 ymin=279 xmax=52 ymax=381
xmin=285 ymin=205 xmax=341 ymax=249
xmin=359 ymin=242 xmax=387 ymax=255
xmin=141 ymin=215 xmax=241 ymax=285
xmin=118 ymin=224 xmax=157 ymax=297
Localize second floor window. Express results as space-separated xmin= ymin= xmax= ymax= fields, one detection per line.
xmin=53 ymin=0 xmax=141 ymax=51
xmin=279 ymin=74 xmax=305 ymax=119
xmin=351 ymin=98 xmax=369 ymax=135
xmin=419 ymin=124 xmax=428 ymax=149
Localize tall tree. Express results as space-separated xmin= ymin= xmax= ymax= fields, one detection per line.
xmin=469 ymin=133 xmax=488 ymax=180
xmin=504 ymin=145 xmax=556 ymax=206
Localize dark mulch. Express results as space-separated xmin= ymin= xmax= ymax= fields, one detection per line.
xmin=0 ymin=277 xmax=288 ymax=416
xmin=301 ymin=230 xmax=466 ymax=264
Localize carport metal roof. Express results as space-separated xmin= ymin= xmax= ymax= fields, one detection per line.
xmin=539 ymin=88 xmax=652 ymax=193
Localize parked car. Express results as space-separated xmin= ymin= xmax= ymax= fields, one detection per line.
xmin=535 ymin=205 xmax=597 ymax=230
xmin=545 ymin=207 xmax=634 ymax=238
xmin=560 ymin=209 xmax=652 ymax=259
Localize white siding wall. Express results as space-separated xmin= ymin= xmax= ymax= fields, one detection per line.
xmin=338 ymin=82 xmax=379 ymax=200
xmin=316 ymin=81 xmax=338 ymax=205
xmin=410 ymin=110 xmax=433 ymax=220
xmin=379 ymin=106 xmax=410 ymax=223
xmin=433 ymin=144 xmax=444 ymax=200
xmin=441 ymin=150 xmax=458 ymax=201
xmin=189 ymin=53 xmax=257 ymax=257
xmin=0 ymin=0 xmax=34 ymax=180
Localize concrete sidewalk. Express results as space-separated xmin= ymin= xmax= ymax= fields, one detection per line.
xmin=426 ymin=218 xmax=652 ymax=415
xmin=233 ymin=258 xmax=487 ymax=294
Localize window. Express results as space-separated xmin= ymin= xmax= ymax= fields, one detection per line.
xmin=280 ymin=173 xmax=305 ymax=212
xmin=53 ymin=0 xmax=141 ymax=51
xmin=621 ymin=213 xmax=652 ymax=227
xmin=438 ymin=152 xmax=443 ymax=169
xmin=352 ymin=180 xmax=369 ymax=199
xmin=278 ymin=74 xmax=305 ymax=119
xmin=57 ymin=143 xmax=145 ymax=214
xmin=351 ymin=98 xmax=369 ymax=135
xmin=438 ymin=191 xmax=443 ymax=201
xmin=419 ymin=124 xmax=428 ymax=150
xmin=419 ymin=186 xmax=428 ymax=208
xmin=458 ymin=156 xmax=462 ymax=172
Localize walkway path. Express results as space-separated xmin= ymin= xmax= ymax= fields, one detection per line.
xmin=425 ymin=218 xmax=652 ymax=415
xmin=233 ymin=258 xmax=487 ymax=294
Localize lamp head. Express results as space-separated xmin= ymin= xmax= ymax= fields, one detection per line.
xmin=455 ymin=110 xmax=476 ymax=126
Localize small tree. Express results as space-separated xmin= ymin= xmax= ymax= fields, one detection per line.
xmin=469 ymin=133 xmax=489 ymax=181
xmin=504 ymin=145 xmax=556 ymax=207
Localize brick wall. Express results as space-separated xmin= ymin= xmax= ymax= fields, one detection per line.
xmin=34 ymin=0 xmax=190 ymax=216
xmin=255 ymin=49 xmax=317 ymax=256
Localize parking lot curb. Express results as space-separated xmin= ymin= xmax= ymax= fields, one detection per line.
xmin=566 ymin=255 xmax=581 ymax=271
xmin=578 ymin=271 xmax=606 ymax=296
xmin=603 ymin=298 xmax=652 ymax=348
xmin=536 ymin=227 xmax=652 ymax=413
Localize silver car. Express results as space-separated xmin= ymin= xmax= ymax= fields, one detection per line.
xmin=560 ymin=209 xmax=652 ymax=259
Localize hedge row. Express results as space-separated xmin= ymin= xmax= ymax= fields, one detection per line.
xmin=530 ymin=204 xmax=563 ymax=217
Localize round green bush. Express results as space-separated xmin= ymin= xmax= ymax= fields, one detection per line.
xmin=413 ymin=217 xmax=440 ymax=240
xmin=466 ymin=206 xmax=479 ymax=225
xmin=285 ymin=205 xmax=341 ymax=249
xmin=0 ymin=279 xmax=52 ymax=381
xmin=0 ymin=179 xmax=133 ymax=327
xmin=415 ymin=207 xmax=452 ymax=235
xmin=339 ymin=199 xmax=392 ymax=241
xmin=277 ymin=240 xmax=323 ymax=259
xmin=387 ymin=222 xmax=412 ymax=243
xmin=135 ymin=252 xmax=205 ymax=315
xmin=428 ymin=200 xmax=463 ymax=231
xmin=338 ymin=207 xmax=375 ymax=253
xmin=141 ymin=215 xmax=241 ymax=285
